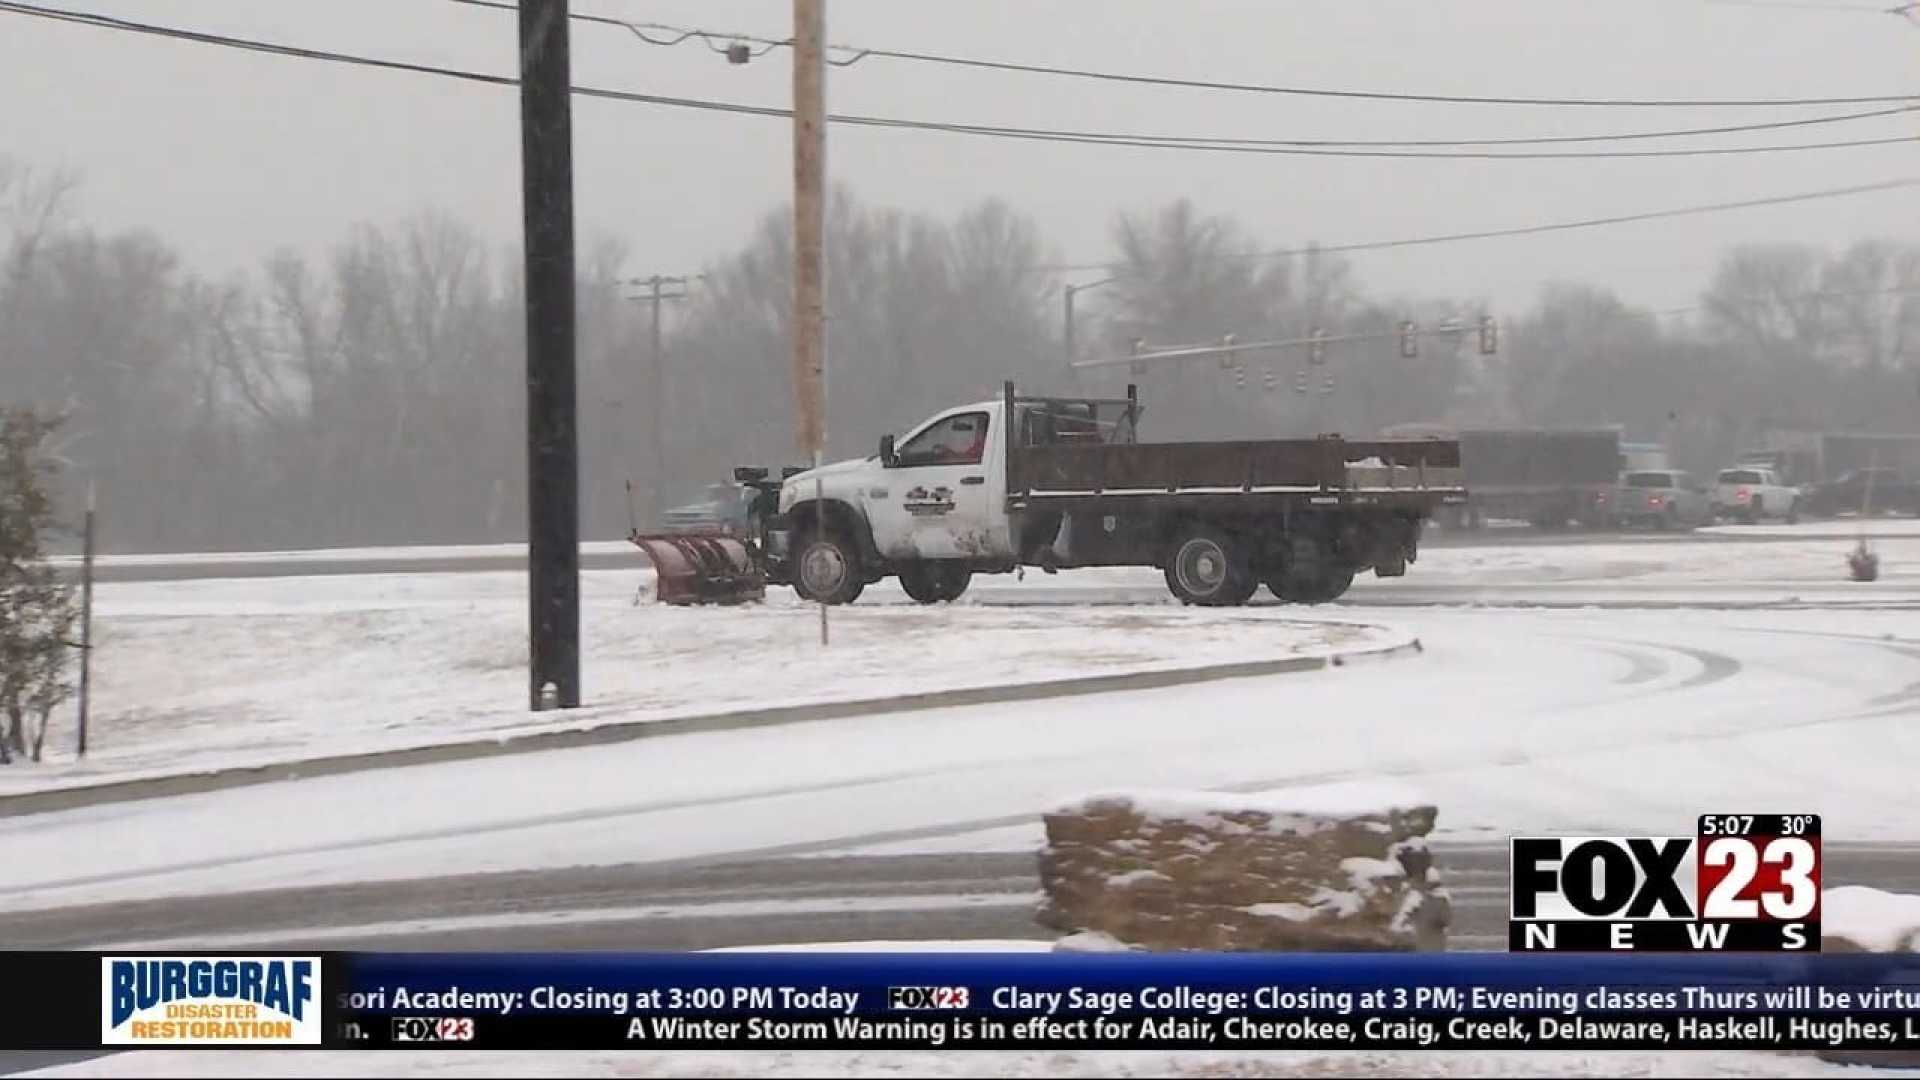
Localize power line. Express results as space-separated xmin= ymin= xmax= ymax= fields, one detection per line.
xmin=8 ymin=1 xmax=1920 ymax=162
xmin=442 ymin=0 xmax=1920 ymax=109
xmin=1048 ymin=178 xmax=1920 ymax=274
xmin=11 ymin=0 xmax=1920 ymax=268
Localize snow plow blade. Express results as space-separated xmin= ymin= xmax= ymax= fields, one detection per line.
xmin=629 ymin=532 xmax=766 ymax=605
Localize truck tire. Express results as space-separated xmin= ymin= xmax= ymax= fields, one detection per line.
xmin=1267 ymin=534 xmax=1351 ymax=604
xmin=1268 ymin=565 xmax=1354 ymax=604
xmin=793 ymin=533 xmax=865 ymax=605
xmin=898 ymin=562 xmax=972 ymax=604
xmin=1164 ymin=526 xmax=1256 ymax=606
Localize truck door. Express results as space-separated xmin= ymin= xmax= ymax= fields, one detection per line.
xmin=866 ymin=409 xmax=1000 ymax=560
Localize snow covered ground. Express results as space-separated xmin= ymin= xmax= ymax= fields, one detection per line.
xmin=1395 ymin=525 xmax=1920 ymax=589
xmin=11 ymin=521 xmax=1918 ymax=796
xmin=6 ymin=601 xmax=1918 ymax=910
xmin=0 ymin=572 xmax=1392 ymax=794
xmin=23 ymin=1048 xmax=1887 ymax=1078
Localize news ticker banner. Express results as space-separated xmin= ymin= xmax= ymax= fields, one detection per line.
xmin=9 ymin=952 xmax=1920 ymax=1052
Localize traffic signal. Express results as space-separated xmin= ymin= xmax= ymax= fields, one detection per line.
xmin=1293 ymin=369 xmax=1308 ymax=394
xmin=1399 ymin=321 xmax=1419 ymax=359
xmin=1478 ymin=315 xmax=1499 ymax=356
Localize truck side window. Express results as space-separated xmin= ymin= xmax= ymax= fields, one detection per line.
xmin=896 ymin=411 xmax=990 ymax=467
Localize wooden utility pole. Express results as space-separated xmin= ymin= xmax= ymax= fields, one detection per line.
xmin=635 ymin=274 xmax=692 ymax=524
xmin=793 ymin=0 xmax=829 ymax=644
xmin=519 ymin=0 xmax=580 ymax=710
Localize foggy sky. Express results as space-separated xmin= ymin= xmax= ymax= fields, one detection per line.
xmin=4 ymin=0 xmax=1919 ymax=314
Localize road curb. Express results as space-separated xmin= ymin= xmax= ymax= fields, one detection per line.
xmin=0 ymin=629 xmax=1421 ymax=819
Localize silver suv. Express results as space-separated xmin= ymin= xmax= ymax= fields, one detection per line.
xmin=1613 ymin=470 xmax=1712 ymax=530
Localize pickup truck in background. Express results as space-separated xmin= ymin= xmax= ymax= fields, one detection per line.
xmin=737 ymin=383 xmax=1465 ymax=607
xmin=1711 ymin=467 xmax=1799 ymax=524
xmin=1612 ymin=470 xmax=1712 ymax=530
xmin=1803 ymin=468 xmax=1920 ymax=517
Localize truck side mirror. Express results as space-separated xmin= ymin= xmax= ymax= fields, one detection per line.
xmin=879 ymin=433 xmax=897 ymax=467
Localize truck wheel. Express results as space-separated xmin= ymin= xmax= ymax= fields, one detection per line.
xmin=793 ymin=534 xmax=864 ymax=605
xmin=898 ymin=562 xmax=972 ymax=604
xmin=1269 ymin=565 xmax=1354 ymax=604
xmin=1164 ymin=527 xmax=1256 ymax=606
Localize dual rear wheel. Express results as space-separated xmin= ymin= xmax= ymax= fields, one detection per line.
xmin=1163 ymin=527 xmax=1355 ymax=606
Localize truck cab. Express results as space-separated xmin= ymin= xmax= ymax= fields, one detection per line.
xmin=770 ymin=399 xmax=1021 ymax=604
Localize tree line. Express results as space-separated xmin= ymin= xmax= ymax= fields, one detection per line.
xmin=3 ymin=155 xmax=1917 ymax=553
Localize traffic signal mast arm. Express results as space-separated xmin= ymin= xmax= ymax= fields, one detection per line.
xmin=1073 ymin=316 xmax=1497 ymax=370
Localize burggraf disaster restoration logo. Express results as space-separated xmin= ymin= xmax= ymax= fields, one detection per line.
xmin=101 ymin=956 xmax=321 ymax=1045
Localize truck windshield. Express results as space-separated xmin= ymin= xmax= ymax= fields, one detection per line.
xmin=1625 ymin=472 xmax=1675 ymax=488
xmin=1717 ymin=470 xmax=1762 ymax=484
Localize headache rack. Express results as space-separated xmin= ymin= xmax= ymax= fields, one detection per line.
xmin=1001 ymin=380 xmax=1465 ymax=502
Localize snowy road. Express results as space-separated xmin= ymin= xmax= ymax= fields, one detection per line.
xmin=12 ymin=845 xmax=1920 ymax=956
xmin=3 ymin=592 xmax=1919 ymax=934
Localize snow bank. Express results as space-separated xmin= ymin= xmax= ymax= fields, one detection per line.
xmin=1823 ymin=885 xmax=1920 ymax=952
xmin=1055 ymin=781 xmax=1432 ymax=829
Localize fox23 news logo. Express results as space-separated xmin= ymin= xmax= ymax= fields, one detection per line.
xmin=1509 ymin=814 xmax=1821 ymax=952
xmin=100 ymin=956 xmax=321 ymax=1045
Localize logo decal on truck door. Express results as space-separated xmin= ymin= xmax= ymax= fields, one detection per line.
xmin=903 ymin=485 xmax=956 ymax=516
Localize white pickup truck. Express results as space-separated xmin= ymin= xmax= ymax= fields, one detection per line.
xmin=733 ymin=383 xmax=1466 ymax=606
xmin=1712 ymin=466 xmax=1799 ymax=524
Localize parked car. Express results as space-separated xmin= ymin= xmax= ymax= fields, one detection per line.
xmin=1711 ymin=467 xmax=1799 ymax=524
xmin=1803 ymin=468 xmax=1920 ymax=518
xmin=1613 ymin=470 xmax=1712 ymax=530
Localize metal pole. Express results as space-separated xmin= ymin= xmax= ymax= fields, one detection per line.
xmin=76 ymin=480 xmax=94 ymax=758
xmin=793 ymin=0 xmax=829 ymax=645
xmin=519 ymin=0 xmax=580 ymax=710
xmin=1063 ymin=286 xmax=1076 ymax=368
xmin=647 ymin=274 xmax=666 ymax=526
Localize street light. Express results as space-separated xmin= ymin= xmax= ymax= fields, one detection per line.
xmin=1063 ymin=276 xmax=1120 ymax=367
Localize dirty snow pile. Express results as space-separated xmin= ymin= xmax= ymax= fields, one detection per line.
xmin=1823 ymin=885 xmax=1920 ymax=952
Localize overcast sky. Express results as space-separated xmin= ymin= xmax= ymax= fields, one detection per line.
xmin=4 ymin=0 xmax=1919 ymax=314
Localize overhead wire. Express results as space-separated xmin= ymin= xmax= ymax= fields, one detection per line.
xmin=1047 ymin=179 xmax=1920 ymax=274
xmin=442 ymin=0 xmax=1920 ymax=109
xmin=8 ymin=0 xmax=1920 ymax=275
xmin=9 ymin=0 xmax=1920 ymax=161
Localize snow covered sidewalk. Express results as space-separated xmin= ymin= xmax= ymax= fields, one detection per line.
xmin=0 ymin=570 xmax=1406 ymax=797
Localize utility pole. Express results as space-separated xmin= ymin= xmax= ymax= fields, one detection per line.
xmin=628 ymin=274 xmax=693 ymax=524
xmin=793 ymin=0 xmax=829 ymax=645
xmin=519 ymin=0 xmax=580 ymax=711
xmin=76 ymin=480 xmax=94 ymax=758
